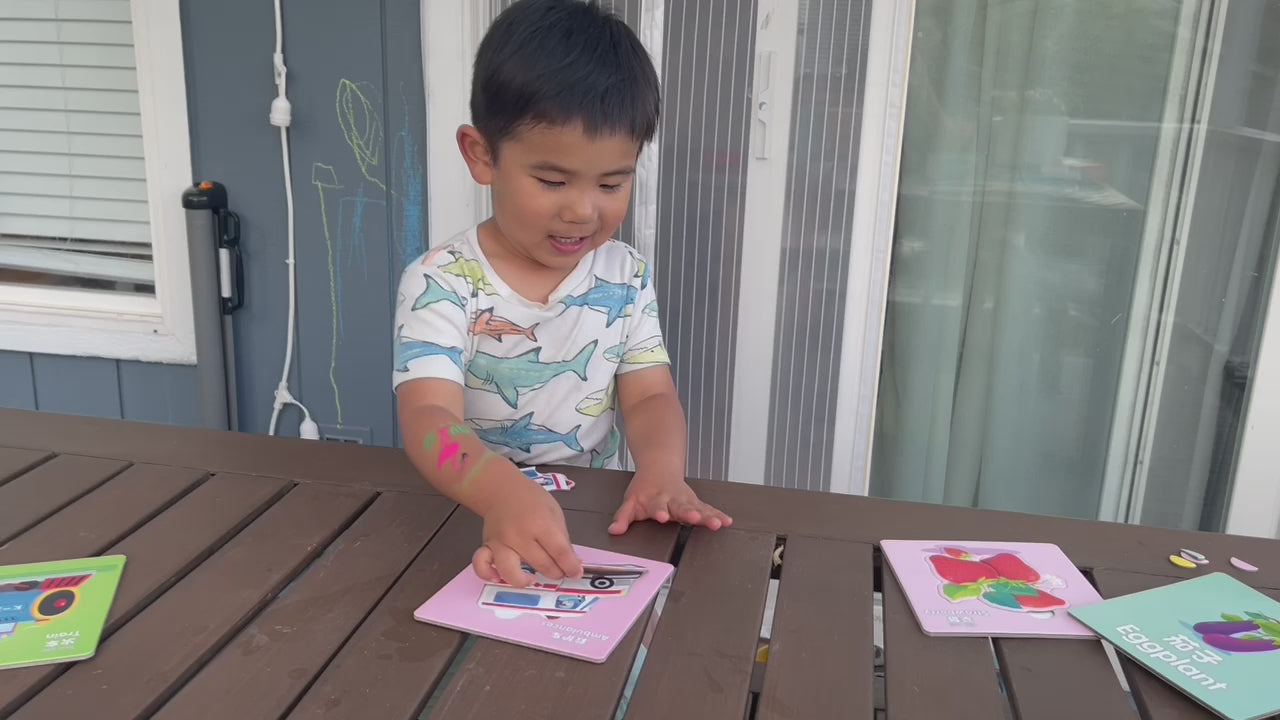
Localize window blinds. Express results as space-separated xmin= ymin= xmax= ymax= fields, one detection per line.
xmin=0 ymin=0 xmax=153 ymax=284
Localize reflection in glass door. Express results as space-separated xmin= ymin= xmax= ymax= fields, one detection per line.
xmin=869 ymin=0 xmax=1280 ymax=530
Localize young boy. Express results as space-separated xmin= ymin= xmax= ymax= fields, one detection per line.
xmin=393 ymin=0 xmax=731 ymax=589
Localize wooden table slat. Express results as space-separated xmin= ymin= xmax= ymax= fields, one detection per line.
xmin=0 ymin=454 xmax=130 ymax=544
xmin=756 ymin=537 xmax=875 ymax=720
xmin=0 ymin=447 xmax=49 ymax=485
xmin=12 ymin=482 xmax=374 ymax=720
xmin=994 ymin=637 xmax=1139 ymax=720
xmin=624 ymin=527 xmax=776 ymax=720
xmin=152 ymin=492 xmax=455 ymax=720
xmin=883 ymin=569 xmax=1009 ymax=720
xmin=0 ymin=464 xmax=207 ymax=566
xmin=425 ymin=509 xmax=681 ymax=720
xmin=0 ymin=409 xmax=435 ymax=497
xmin=1091 ymin=570 xmax=1224 ymax=720
xmin=287 ymin=509 xmax=481 ymax=720
xmin=8 ymin=408 xmax=1280 ymax=590
xmin=0 ymin=473 xmax=291 ymax=716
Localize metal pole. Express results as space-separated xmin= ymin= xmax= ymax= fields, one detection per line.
xmin=182 ymin=181 xmax=236 ymax=430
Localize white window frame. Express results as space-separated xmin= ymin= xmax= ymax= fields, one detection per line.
xmin=0 ymin=0 xmax=197 ymax=365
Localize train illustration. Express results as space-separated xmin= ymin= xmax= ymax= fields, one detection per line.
xmin=0 ymin=573 xmax=90 ymax=640
xmin=479 ymin=562 xmax=647 ymax=620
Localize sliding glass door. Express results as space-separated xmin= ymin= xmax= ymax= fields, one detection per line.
xmin=422 ymin=0 xmax=1280 ymax=535
xmin=871 ymin=0 xmax=1280 ymax=532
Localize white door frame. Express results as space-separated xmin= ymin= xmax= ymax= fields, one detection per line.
xmin=725 ymin=0 xmax=803 ymax=486
xmin=827 ymin=0 xmax=914 ymax=495
xmin=1223 ymin=63 xmax=1280 ymax=541
xmin=422 ymin=0 xmax=491 ymax=246
xmin=727 ymin=0 xmax=912 ymax=490
xmin=1226 ymin=240 xmax=1280 ymax=539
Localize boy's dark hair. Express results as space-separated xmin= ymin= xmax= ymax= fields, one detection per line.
xmin=471 ymin=0 xmax=660 ymax=156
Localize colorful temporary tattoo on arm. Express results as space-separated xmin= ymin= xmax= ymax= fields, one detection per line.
xmin=424 ymin=423 xmax=475 ymax=473
xmin=459 ymin=450 xmax=496 ymax=492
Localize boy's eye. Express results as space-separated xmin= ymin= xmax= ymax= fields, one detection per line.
xmin=600 ymin=184 xmax=623 ymax=193
xmin=536 ymin=177 xmax=565 ymax=188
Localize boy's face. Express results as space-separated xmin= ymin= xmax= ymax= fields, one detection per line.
xmin=458 ymin=122 xmax=640 ymax=272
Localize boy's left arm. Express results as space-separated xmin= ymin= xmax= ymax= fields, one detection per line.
xmin=609 ymin=365 xmax=733 ymax=535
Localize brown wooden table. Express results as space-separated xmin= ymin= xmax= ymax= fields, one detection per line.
xmin=2 ymin=408 xmax=1279 ymax=719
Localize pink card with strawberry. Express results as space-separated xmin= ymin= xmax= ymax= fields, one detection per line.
xmin=880 ymin=540 xmax=1104 ymax=638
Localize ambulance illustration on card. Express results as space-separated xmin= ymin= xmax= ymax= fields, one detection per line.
xmin=478 ymin=563 xmax=648 ymax=620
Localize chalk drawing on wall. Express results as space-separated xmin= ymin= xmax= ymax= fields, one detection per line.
xmin=336 ymin=79 xmax=387 ymax=191
xmin=311 ymin=79 xmax=425 ymax=426
xmin=392 ymin=83 xmax=425 ymax=269
xmin=311 ymin=162 xmax=346 ymax=424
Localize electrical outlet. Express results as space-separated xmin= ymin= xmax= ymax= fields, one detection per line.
xmin=319 ymin=424 xmax=370 ymax=445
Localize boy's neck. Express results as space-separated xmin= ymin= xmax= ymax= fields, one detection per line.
xmin=475 ymin=219 xmax=584 ymax=305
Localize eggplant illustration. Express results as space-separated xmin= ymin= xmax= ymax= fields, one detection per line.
xmin=1191 ymin=613 xmax=1280 ymax=653
xmin=1200 ymin=634 xmax=1279 ymax=653
xmin=1192 ymin=620 xmax=1260 ymax=636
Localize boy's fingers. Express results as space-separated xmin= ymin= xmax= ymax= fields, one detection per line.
xmin=644 ymin=496 xmax=671 ymax=523
xmin=492 ymin=546 xmax=531 ymax=587
xmin=472 ymin=546 xmax=499 ymax=582
xmin=519 ymin=542 xmax=563 ymax=581
xmin=540 ymin=533 xmax=583 ymax=579
xmin=609 ymin=502 xmax=638 ymax=535
xmin=671 ymin=499 xmax=702 ymax=526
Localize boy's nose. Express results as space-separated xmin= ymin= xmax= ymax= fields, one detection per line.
xmin=559 ymin=194 xmax=595 ymax=225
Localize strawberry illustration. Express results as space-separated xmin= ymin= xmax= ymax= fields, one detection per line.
xmin=1012 ymin=588 xmax=1065 ymax=611
xmin=983 ymin=553 xmax=1041 ymax=583
xmin=929 ymin=555 xmax=998 ymax=584
xmin=942 ymin=547 xmax=971 ymax=559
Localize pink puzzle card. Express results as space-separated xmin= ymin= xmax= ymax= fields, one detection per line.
xmin=880 ymin=539 xmax=1104 ymax=638
xmin=412 ymin=544 xmax=673 ymax=663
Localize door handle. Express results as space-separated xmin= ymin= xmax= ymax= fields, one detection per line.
xmin=754 ymin=50 xmax=774 ymax=159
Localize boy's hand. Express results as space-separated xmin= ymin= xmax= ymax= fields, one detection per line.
xmin=608 ymin=471 xmax=732 ymax=535
xmin=472 ymin=482 xmax=583 ymax=587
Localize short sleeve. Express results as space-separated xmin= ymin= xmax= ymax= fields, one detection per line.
xmin=391 ymin=252 xmax=470 ymax=390
xmin=617 ymin=251 xmax=671 ymax=374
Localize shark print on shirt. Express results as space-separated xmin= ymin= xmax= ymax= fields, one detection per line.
xmin=412 ymin=274 xmax=466 ymax=312
xmin=465 ymin=340 xmax=597 ymax=409
xmin=560 ymin=276 xmax=636 ymax=327
xmin=473 ymin=413 xmax=584 ymax=455
xmin=394 ymin=326 xmax=464 ymax=373
xmin=575 ymin=378 xmax=615 ymax=417
xmin=471 ymin=308 xmax=538 ymax=343
xmin=440 ymin=250 xmax=497 ymax=296
xmin=393 ymin=227 xmax=669 ymax=467
xmin=591 ymin=426 xmax=622 ymax=469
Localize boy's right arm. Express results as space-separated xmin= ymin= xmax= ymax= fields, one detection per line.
xmin=395 ymin=378 xmax=582 ymax=587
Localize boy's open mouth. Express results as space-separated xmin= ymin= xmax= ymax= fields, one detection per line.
xmin=549 ymin=235 xmax=590 ymax=254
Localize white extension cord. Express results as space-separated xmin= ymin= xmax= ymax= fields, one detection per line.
xmin=266 ymin=0 xmax=319 ymax=440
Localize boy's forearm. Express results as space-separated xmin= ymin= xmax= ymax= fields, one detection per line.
xmin=620 ymin=390 xmax=687 ymax=479
xmin=401 ymin=404 xmax=529 ymax=516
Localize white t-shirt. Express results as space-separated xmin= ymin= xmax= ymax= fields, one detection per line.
xmin=392 ymin=226 xmax=669 ymax=469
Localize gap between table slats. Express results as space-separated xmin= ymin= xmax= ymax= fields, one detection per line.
xmin=623 ymin=527 xmax=775 ymax=720
xmin=0 ymin=473 xmax=291 ymax=716
xmin=423 ymin=509 xmax=681 ymax=720
xmin=0 ymin=464 xmax=206 ymax=566
xmin=151 ymin=492 xmax=455 ymax=720
xmin=10 ymin=482 xmax=374 ymax=720
xmin=882 ymin=567 xmax=1008 ymax=719
xmin=756 ymin=537 xmax=875 ymax=720
xmin=0 ymin=455 xmax=131 ymax=544
xmin=286 ymin=506 xmax=479 ymax=720
xmin=0 ymin=447 xmax=50 ymax=486
xmin=994 ymin=637 xmax=1138 ymax=720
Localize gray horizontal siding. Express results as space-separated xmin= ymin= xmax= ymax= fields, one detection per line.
xmin=0 ymin=350 xmax=202 ymax=426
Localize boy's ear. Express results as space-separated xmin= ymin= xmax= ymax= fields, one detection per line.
xmin=456 ymin=125 xmax=494 ymax=186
